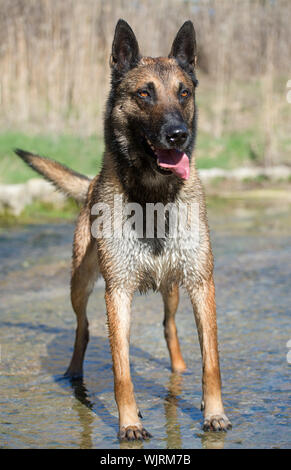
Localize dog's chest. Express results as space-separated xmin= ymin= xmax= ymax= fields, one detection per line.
xmin=106 ymin=222 xmax=200 ymax=290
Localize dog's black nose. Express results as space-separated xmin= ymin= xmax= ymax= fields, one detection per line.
xmin=165 ymin=125 xmax=189 ymax=147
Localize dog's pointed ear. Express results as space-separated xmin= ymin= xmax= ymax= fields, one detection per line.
xmin=110 ymin=19 xmax=140 ymax=76
xmin=169 ymin=21 xmax=197 ymax=72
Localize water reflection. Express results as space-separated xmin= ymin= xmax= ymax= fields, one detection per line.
xmin=69 ymin=378 xmax=94 ymax=449
xmin=163 ymin=372 xmax=226 ymax=449
xmin=164 ymin=373 xmax=183 ymax=448
xmin=200 ymin=431 xmax=226 ymax=449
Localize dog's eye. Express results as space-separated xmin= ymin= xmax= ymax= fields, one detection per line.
xmin=138 ymin=90 xmax=150 ymax=98
xmin=180 ymin=89 xmax=190 ymax=98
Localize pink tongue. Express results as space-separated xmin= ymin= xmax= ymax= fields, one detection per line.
xmin=156 ymin=149 xmax=190 ymax=180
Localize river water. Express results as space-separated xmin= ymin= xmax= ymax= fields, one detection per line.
xmin=0 ymin=199 xmax=290 ymax=448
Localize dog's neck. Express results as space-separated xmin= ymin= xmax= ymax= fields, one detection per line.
xmin=104 ymin=150 xmax=184 ymax=204
xmin=123 ymin=167 xmax=184 ymax=205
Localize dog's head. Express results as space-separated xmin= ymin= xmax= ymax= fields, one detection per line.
xmin=106 ymin=19 xmax=198 ymax=182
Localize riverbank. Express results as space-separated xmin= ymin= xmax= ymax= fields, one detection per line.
xmin=0 ymin=166 xmax=290 ymax=220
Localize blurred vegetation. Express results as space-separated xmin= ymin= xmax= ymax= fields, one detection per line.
xmin=0 ymin=0 xmax=290 ymax=185
xmin=0 ymin=132 xmax=103 ymax=183
xmin=0 ymin=129 xmax=262 ymax=184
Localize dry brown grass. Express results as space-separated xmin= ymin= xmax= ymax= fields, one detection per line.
xmin=0 ymin=0 xmax=290 ymax=163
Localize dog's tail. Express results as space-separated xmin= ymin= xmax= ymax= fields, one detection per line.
xmin=14 ymin=149 xmax=91 ymax=204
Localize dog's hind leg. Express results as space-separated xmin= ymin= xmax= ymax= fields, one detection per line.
xmin=187 ymin=276 xmax=232 ymax=431
xmin=65 ymin=207 xmax=99 ymax=379
xmin=105 ymin=288 xmax=152 ymax=441
xmin=161 ymin=284 xmax=186 ymax=373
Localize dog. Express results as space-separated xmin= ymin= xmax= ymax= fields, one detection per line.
xmin=15 ymin=19 xmax=232 ymax=440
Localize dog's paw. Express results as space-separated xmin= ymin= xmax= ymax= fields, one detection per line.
xmin=118 ymin=425 xmax=152 ymax=441
xmin=203 ymin=414 xmax=232 ymax=432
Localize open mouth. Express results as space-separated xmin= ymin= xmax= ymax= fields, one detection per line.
xmin=145 ymin=138 xmax=190 ymax=180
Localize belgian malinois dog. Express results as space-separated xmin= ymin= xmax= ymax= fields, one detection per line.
xmin=15 ymin=19 xmax=232 ymax=440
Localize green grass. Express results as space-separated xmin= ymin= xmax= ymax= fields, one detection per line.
xmin=196 ymin=130 xmax=261 ymax=169
xmin=0 ymin=132 xmax=104 ymax=184
xmin=0 ymin=129 xmax=289 ymax=223
xmin=0 ymin=129 xmax=262 ymax=184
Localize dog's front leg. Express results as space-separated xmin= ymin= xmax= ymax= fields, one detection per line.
xmin=187 ymin=276 xmax=232 ymax=432
xmin=105 ymin=288 xmax=152 ymax=441
xmin=161 ymin=284 xmax=186 ymax=373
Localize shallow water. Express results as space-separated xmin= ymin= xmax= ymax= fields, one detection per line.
xmin=0 ymin=200 xmax=290 ymax=449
